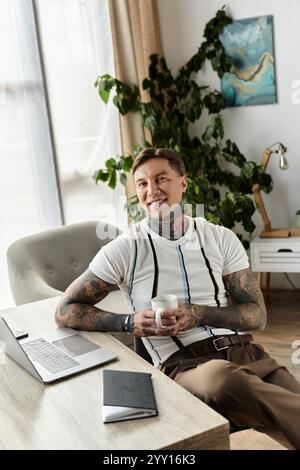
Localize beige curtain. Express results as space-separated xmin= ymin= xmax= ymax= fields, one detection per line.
xmin=108 ymin=0 xmax=162 ymax=198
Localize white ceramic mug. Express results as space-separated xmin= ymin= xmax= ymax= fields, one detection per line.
xmin=151 ymin=295 xmax=178 ymax=329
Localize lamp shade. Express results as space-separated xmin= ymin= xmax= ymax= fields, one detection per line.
xmin=279 ymin=150 xmax=288 ymax=170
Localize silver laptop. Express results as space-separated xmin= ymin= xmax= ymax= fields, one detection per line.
xmin=0 ymin=317 xmax=118 ymax=384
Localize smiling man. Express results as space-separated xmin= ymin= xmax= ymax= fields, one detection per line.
xmin=134 ymin=148 xmax=188 ymax=239
xmin=55 ymin=148 xmax=300 ymax=449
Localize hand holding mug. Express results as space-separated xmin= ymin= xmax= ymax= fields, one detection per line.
xmin=151 ymin=295 xmax=178 ymax=329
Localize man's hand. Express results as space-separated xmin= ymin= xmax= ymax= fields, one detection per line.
xmin=131 ymin=309 xmax=179 ymax=337
xmin=176 ymin=303 xmax=203 ymax=331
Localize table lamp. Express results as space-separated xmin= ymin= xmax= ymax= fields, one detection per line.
xmin=252 ymin=142 xmax=290 ymax=238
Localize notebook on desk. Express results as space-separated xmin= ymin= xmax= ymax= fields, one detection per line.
xmin=0 ymin=317 xmax=118 ymax=384
xmin=102 ymin=369 xmax=158 ymax=423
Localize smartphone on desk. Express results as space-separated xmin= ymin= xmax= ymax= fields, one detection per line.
xmin=13 ymin=329 xmax=29 ymax=340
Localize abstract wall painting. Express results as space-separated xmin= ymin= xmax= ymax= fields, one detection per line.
xmin=220 ymin=15 xmax=277 ymax=107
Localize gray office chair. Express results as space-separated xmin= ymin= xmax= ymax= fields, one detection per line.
xmin=7 ymin=220 xmax=122 ymax=305
xmin=6 ymin=220 xmax=133 ymax=347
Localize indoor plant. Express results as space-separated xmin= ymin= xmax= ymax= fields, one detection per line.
xmin=93 ymin=8 xmax=272 ymax=248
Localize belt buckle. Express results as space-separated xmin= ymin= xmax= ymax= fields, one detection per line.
xmin=212 ymin=336 xmax=229 ymax=351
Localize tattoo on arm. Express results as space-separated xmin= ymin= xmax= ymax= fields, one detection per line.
xmin=223 ymin=268 xmax=266 ymax=330
xmin=55 ymin=269 xmax=127 ymax=332
xmin=184 ymin=268 xmax=267 ymax=332
xmin=64 ymin=269 xmax=113 ymax=305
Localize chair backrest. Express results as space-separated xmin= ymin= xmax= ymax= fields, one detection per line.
xmin=7 ymin=220 xmax=121 ymax=305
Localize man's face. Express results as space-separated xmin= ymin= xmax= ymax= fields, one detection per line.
xmin=134 ymin=158 xmax=187 ymax=218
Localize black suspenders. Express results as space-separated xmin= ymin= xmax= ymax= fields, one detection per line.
xmin=194 ymin=221 xmax=221 ymax=308
xmin=147 ymin=232 xmax=185 ymax=350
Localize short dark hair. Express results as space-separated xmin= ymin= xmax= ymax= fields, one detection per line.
xmin=132 ymin=148 xmax=186 ymax=176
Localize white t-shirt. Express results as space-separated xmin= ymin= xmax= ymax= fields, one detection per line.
xmin=89 ymin=216 xmax=249 ymax=367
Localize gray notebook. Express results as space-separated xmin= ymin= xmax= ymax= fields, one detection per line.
xmin=102 ymin=370 xmax=158 ymax=423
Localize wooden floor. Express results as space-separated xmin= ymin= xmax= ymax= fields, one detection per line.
xmin=230 ymin=290 xmax=300 ymax=450
xmin=252 ymin=289 xmax=300 ymax=383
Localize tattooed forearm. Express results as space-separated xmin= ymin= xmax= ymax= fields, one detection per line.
xmin=55 ymin=269 xmax=127 ymax=332
xmin=187 ymin=302 xmax=265 ymax=332
xmin=56 ymin=300 xmax=127 ymax=331
xmin=181 ymin=268 xmax=267 ymax=332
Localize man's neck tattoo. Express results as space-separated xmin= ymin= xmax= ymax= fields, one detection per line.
xmin=147 ymin=206 xmax=188 ymax=240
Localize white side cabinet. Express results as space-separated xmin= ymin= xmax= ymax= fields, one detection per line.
xmin=250 ymin=237 xmax=300 ymax=273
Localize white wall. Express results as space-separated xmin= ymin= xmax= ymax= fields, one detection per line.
xmin=157 ymin=0 xmax=300 ymax=289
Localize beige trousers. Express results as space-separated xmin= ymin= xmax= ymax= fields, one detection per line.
xmin=173 ymin=342 xmax=300 ymax=449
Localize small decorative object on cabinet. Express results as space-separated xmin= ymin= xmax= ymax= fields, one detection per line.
xmin=296 ymin=210 xmax=300 ymax=228
xmin=291 ymin=209 xmax=300 ymax=236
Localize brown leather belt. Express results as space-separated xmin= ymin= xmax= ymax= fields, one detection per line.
xmin=183 ymin=333 xmax=254 ymax=356
xmin=210 ymin=333 xmax=253 ymax=352
xmin=162 ymin=333 xmax=254 ymax=373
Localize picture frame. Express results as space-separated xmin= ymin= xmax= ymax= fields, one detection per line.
xmin=220 ymin=15 xmax=277 ymax=107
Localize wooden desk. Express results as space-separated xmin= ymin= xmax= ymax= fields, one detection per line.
xmin=0 ymin=297 xmax=229 ymax=450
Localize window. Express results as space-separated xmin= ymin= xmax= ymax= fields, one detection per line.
xmin=36 ymin=0 xmax=126 ymax=226
xmin=0 ymin=0 xmax=126 ymax=309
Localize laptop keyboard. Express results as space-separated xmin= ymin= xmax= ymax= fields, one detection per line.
xmin=22 ymin=338 xmax=80 ymax=374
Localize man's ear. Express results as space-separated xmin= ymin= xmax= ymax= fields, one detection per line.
xmin=181 ymin=176 xmax=187 ymax=192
